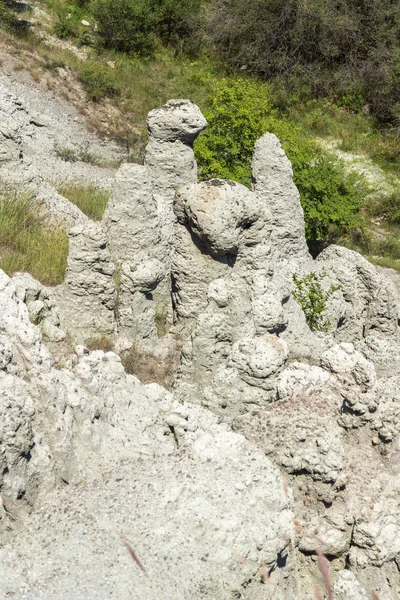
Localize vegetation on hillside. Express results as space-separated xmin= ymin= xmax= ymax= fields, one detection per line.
xmin=195 ymin=78 xmax=364 ymax=253
xmin=208 ymin=0 xmax=400 ymax=125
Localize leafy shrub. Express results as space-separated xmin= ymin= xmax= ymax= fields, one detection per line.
xmin=90 ymin=0 xmax=156 ymax=54
xmin=89 ymin=0 xmax=201 ymax=55
xmin=77 ymin=62 xmax=121 ymax=101
xmin=207 ymin=0 xmax=400 ymax=123
xmin=53 ymin=9 xmax=80 ymax=39
xmin=0 ymin=0 xmax=15 ymax=29
xmin=292 ymin=151 xmax=363 ymax=254
xmin=195 ymin=78 xmax=363 ymax=252
xmin=369 ymin=192 xmax=400 ymax=226
xmin=195 ymin=78 xmax=275 ymax=187
xmin=0 ymin=194 xmax=68 ymax=285
xmin=152 ymin=0 xmax=201 ymax=51
xmin=292 ymin=271 xmax=339 ymax=332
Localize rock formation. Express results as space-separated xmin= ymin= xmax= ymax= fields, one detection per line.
xmin=2 ymin=96 xmax=400 ymax=598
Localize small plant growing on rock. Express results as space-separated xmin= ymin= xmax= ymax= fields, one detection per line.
xmin=292 ymin=271 xmax=339 ymax=332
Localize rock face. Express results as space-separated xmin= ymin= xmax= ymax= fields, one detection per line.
xmin=53 ymin=223 xmax=117 ymax=343
xmin=3 ymin=96 xmax=400 ymax=599
xmin=0 ymin=269 xmax=297 ymax=599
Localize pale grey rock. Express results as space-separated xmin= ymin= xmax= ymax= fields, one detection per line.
xmin=277 ymin=362 xmax=330 ymax=400
xmin=103 ymin=163 xmax=160 ymax=264
xmin=298 ymin=511 xmax=351 ymax=557
xmin=333 ymin=571 xmax=369 ymax=599
xmin=172 ymin=159 xmax=320 ymax=415
xmin=103 ymin=163 xmax=167 ymax=343
xmin=234 ymin=381 xmax=345 ymax=484
xmin=318 ymin=245 xmax=399 ymax=341
xmin=372 ymin=375 xmax=400 ymax=443
xmin=252 ymin=132 xmax=311 ymax=261
xmin=145 ymin=100 xmax=206 ymax=277
xmin=12 ymin=272 xmax=66 ymax=342
xmin=122 ymin=258 xmax=165 ymax=293
xmin=172 ymin=219 xmax=229 ymax=320
xmin=147 ymin=98 xmax=207 ymax=143
xmin=321 ymin=343 xmax=378 ymax=428
xmin=230 ymin=334 xmax=288 ymax=389
xmin=53 ymin=224 xmax=116 ymax=343
xmin=0 ymin=270 xmax=52 ymax=377
xmin=175 ymin=179 xmax=257 ymax=257
xmin=145 ymin=100 xmax=205 ymax=227
xmin=321 ymin=343 xmax=376 ymax=392
xmin=0 ymin=79 xmax=120 ymax=189
xmin=350 ymin=475 xmax=400 ymax=567
xmin=0 ymin=269 xmax=298 ymax=599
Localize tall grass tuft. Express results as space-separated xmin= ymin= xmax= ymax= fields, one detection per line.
xmin=0 ymin=193 xmax=68 ymax=285
xmin=57 ymin=185 xmax=109 ymax=221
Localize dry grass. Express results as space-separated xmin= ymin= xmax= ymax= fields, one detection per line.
xmin=122 ymin=342 xmax=181 ymax=389
xmin=57 ymin=184 xmax=109 ymax=220
xmin=0 ymin=193 xmax=68 ymax=285
xmin=85 ymin=335 xmax=114 ymax=352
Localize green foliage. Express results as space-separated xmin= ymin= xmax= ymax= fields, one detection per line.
xmin=195 ymin=78 xmax=364 ymax=251
xmin=0 ymin=0 xmax=15 ymax=29
xmin=369 ymin=192 xmax=400 ymax=226
xmin=292 ymin=151 xmax=363 ymax=253
xmin=208 ymin=0 xmax=400 ymax=123
xmin=292 ymin=271 xmax=339 ymax=332
xmin=89 ymin=0 xmax=201 ymax=55
xmin=57 ymin=184 xmax=109 ymax=220
xmin=0 ymin=193 xmax=68 ymax=285
xmin=90 ymin=0 xmax=156 ymax=54
xmin=77 ymin=62 xmax=121 ymax=101
xmin=195 ymin=78 xmax=274 ymax=186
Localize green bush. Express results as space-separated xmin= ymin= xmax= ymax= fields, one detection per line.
xmin=90 ymin=0 xmax=156 ymax=54
xmin=195 ymin=78 xmax=363 ymax=252
xmin=0 ymin=0 xmax=15 ymax=29
xmin=89 ymin=0 xmax=201 ymax=55
xmin=207 ymin=0 xmax=400 ymax=123
xmin=77 ymin=62 xmax=121 ymax=101
xmin=292 ymin=151 xmax=363 ymax=253
xmin=152 ymin=0 xmax=201 ymax=50
xmin=195 ymin=78 xmax=275 ymax=187
xmin=292 ymin=271 xmax=339 ymax=332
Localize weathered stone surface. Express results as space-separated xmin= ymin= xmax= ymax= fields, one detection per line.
xmin=252 ymin=132 xmax=311 ymax=261
xmin=147 ymin=98 xmax=207 ymax=143
xmin=0 ymin=269 xmax=297 ymax=599
xmin=333 ymin=571 xmax=369 ymax=599
xmin=53 ymin=224 xmax=116 ymax=343
xmin=12 ymin=272 xmax=66 ymax=342
xmin=3 ymin=89 xmax=400 ymax=598
xmin=234 ymin=371 xmax=345 ymax=484
xmin=318 ymin=244 xmax=399 ymax=341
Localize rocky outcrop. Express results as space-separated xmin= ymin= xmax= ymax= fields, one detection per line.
xmin=0 ymin=269 xmax=297 ymax=599
xmin=12 ymin=272 xmax=66 ymax=342
xmin=318 ymin=244 xmax=399 ymax=342
xmin=3 ymin=96 xmax=400 ymax=599
xmin=53 ymin=223 xmax=116 ymax=343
